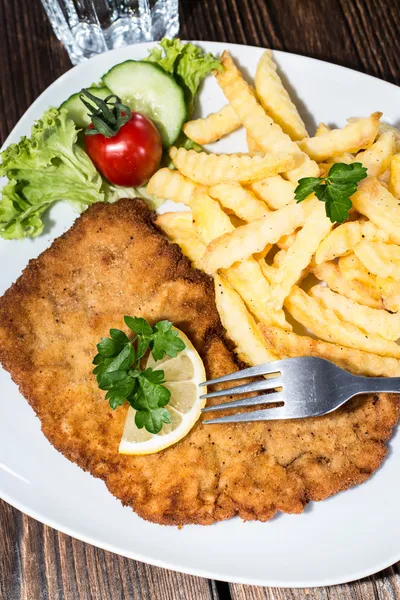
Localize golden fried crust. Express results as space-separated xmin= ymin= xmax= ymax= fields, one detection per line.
xmin=0 ymin=199 xmax=398 ymax=526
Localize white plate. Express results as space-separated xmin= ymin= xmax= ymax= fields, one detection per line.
xmin=1 ymin=42 xmax=400 ymax=588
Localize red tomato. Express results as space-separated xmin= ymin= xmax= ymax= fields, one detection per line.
xmin=84 ymin=112 xmax=162 ymax=187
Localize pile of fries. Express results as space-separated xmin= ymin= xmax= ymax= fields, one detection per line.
xmin=147 ymin=49 xmax=400 ymax=378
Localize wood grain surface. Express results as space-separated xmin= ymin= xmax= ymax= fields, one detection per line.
xmin=0 ymin=0 xmax=399 ymax=598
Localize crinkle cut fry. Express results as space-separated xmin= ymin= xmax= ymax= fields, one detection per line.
xmin=214 ymin=51 xmax=319 ymax=182
xmin=169 ymin=146 xmax=295 ymax=186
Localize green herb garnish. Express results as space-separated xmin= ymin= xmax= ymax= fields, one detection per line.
xmin=93 ymin=317 xmax=186 ymax=434
xmin=295 ymin=162 xmax=368 ymax=223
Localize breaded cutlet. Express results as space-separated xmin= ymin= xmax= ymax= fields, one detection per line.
xmin=0 ymin=199 xmax=398 ymax=525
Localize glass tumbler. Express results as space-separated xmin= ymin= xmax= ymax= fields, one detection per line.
xmin=41 ymin=0 xmax=180 ymax=65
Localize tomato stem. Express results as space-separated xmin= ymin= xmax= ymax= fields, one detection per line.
xmin=80 ymin=89 xmax=132 ymax=138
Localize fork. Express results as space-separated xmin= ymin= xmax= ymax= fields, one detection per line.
xmin=200 ymin=356 xmax=400 ymax=424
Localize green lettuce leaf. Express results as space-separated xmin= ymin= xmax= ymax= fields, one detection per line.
xmin=145 ymin=39 xmax=222 ymax=118
xmin=145 ymin=38 xmax=184 ymax=74
xmin=176 ymin=44 xmax=222 ymax=117
xmin=0 ymin=107 xmax=105 ymax=239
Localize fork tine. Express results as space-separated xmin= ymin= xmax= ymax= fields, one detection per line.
xmin=202 ymin=390 xmax=283 ymax=413
xmin=200 ymin=360 xmax=284 ymax=387
xmin=203 ymin=405 xmax=289 ymax=424
xmin=200 ymin=375 xmax=282 ymax=399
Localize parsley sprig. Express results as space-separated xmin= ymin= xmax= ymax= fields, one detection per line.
xmin=295 ymin=162 xmax=368 ymax=223
xmin=93 ymin=317 xmax=186 ymax=434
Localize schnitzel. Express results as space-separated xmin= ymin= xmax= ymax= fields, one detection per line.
xmin=0 ymin=199 xmax=398 ymax=525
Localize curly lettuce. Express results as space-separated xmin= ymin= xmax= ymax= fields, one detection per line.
xmin=0 ymin=40 xmax=222 ymax=240
xmin=145 ymin=39 xmax=222 ymax=118
xmin=0 ymin=108 xmax=106 ymax=239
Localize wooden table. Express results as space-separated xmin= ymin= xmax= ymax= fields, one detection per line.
xmin=0 ymin=0 xmax=399 ymax=598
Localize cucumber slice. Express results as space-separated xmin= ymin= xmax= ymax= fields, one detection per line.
xmin=60 ymin=86 xmax=112 ymax=129
xmin=102 ymin=61 xmax=186 ymax=148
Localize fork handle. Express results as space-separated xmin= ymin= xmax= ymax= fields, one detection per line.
xmin=353 ymin=376 xmax=400 ymax=395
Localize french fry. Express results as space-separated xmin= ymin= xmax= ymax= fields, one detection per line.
xmin=169 ymin=146 xmax=294 ymax=186
xmin=254 ymin=50 xmax=308 ymax=141
xmin=183 ymin=104 xmax=241 ymax=144
xmin=355 ymin=132 xmax=396 ymax=177
xmin=309 ymin=285 xmax=400 ymax=341
xmin=155 ymin=196 xmax=287 ymax=329
xmin=147 ymin=168 xmax=201 ymax=205
xmin=202 ymin=198 xmax=316 ymax=274
xmin=329 ymin=255 xmax=400 ymax=313
xmin=228 ymin=214 xmax=246 ymax=228
xmin=249 ymin=175 xmax=296 ymax=209
xmin=315 ymin=123 xmax=331 ymax=136
xmin=330 ymin=153 xmax=354 ymax=164
xmin=189 ymin=192 xmax=288 ymax=329
xmin=298 ymin=113 xmax=381 ymax=161
xmin=257 ymin=258 xmax=276 ymax=282
xmin=223 ymin=260 xmax=288 ymax=329
xmin=389 ymin=154 xmax=400 ymax=198
xmin=314 ymin=123 xmax=354 ymax=162
xmin=246 ymin=133 xmax=264 ymax=153
xmin=214 ymin=273 xmax=278 ymax=365
xmin=317 ymin=163 xmax=331 ymax=177
xmin=315 ymin=219 xmax=389 ymax=264
xmin=285 ymin=286 xmax=400 ymax=358
xmin=354 ymin=240 xmax=400 ymax=280
xmin=376 ymin=276 xmax=400 ymax=313
xmin=209 ymin=182 xmax=270 ymax=222
xmin=254 ymin=244 xmax=273 ymax=261
xmin=338 ymin=253 xmax=377 ymax=287
xmin=260 ymin=325 xmax=400 ymax=377
xmin=273 ymin=248 xmax=287 ymax=268
xmin=348 ymin=118 xmax=400 ymax=152
xmin=310 ymin=261 xmax=383 ymax=309
xmin=215 ymin=51 xmax=319 ymax=181
xmin=379 ymin=169 xmax=390 ymax=186
xmin=267 ymin=202 xmax=332 ymax=310
xmin=351 ymin=177 xmax=400 ymax=245
xmin=155 ymin=212 xmax=206 ymax=268
xmin=276 ymin=231 xmax=298 ymax=250
xmin=379 ymin=123 xmax=400 ymax=151
xmin=190 ymin=188 xmax=234 ymax=245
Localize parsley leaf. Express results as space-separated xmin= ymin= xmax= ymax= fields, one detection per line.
xmin=138 ymin=375 xmax=171 ymax=409
xmin=151 ymin=320 xmax=186 ymax=361
xmin=124 ymin=316 xmax=153 ymax=336
xmin=141 ymin=368 xmax=166 ymax=384
xmin=134 ymin=407 xmax=171 ymax=434
xmin=295 ymin=162 xmax=368 ymax=223
xmin=328 ymin=162 xmax=367 ymax=184
xmin=294 ymin=177 xmax=324 ymax=202
xmin=93 ymin=317 xmax=185 ymax=434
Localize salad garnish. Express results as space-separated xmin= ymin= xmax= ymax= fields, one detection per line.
xmin=0 ymin=108 xmax=132 ymax=239
xmin=0 ymin=39 xmax=222 ymax=240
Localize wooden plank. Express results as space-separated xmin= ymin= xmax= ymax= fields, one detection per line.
xmin=230 ymin=564 xmax=400 ymax=599
xmin=0 ymin=499 xmax=216 ymax=600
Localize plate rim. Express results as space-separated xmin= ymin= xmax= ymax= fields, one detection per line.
xmin=1 ymin=40 xmax=400 ymax=588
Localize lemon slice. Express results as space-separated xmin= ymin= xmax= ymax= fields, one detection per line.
xmin=119 ymin=328 xmax=206 ymax=455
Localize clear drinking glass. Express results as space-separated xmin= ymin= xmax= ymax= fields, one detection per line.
xmin=41 ymin=0 xmax=180 ymax=65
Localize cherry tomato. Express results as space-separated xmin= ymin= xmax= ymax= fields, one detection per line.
xmin=84 ymin=112 xmax=162 ymax=187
